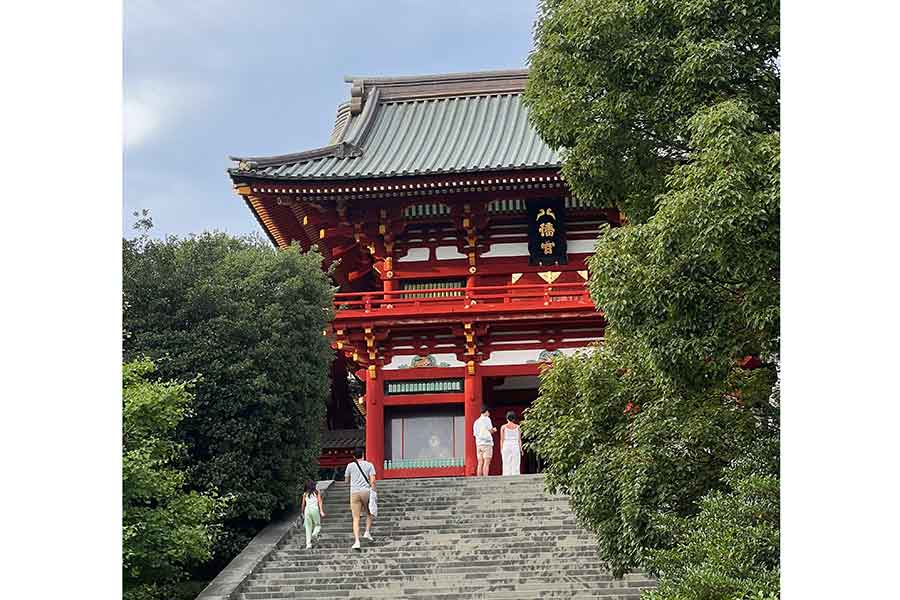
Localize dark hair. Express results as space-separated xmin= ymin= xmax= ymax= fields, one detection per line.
xmin=481 ymin=405 xmax=490 ymax=415
xmin=353 ymin=446 xmax=365 ymax=459
xmin=506 ymin=411 xmax=518 ymax=423
xmin=304 ymin=479 xmax=317 ymax=497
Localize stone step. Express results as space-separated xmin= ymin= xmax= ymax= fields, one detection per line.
xmin=268 ymin=537 xmax=601 ymax=554
xmin=241 ymin=580 xmax=653 ymax=597
xmin=218 ymin=474 xmax=655 ymax=600
xmin=283 ymin=518 xmax=587 ymax=530
xmin=244 ymin=571 xmax=652 ymax=588
xmin=325 ymin=482 xmax=559 ymax=489
xmin=281 ymin=527 xmax=589 ymax=541
xmin=258 ymin=554 xmax=609 ymax=573
xmin=238 ymin=580 xmax=651 ymax=600
xmin=245 ymin=568 xmax=637 ymax=588
xmin=238 ymin=589 xmax=647 ymax=600
xmin=261 ymin=544 xmax=602 ymax=564
xmin=345 ymin=593 xmax=645 ymax=600
xmin=318 ymin=496 xmax=570 ymax=506
xmin=291 ymin=516 xmax=582 ymax=524
xmin=249 ymin=568 xmax=638 ymax=579
xmin=318 ymin=496 xmax=571 ymax=505
xmin=305 ymin=509 xmax=576 ymax=520
xmin=271 ymin=538 xmax=598 ymax=557
xmin=273 ymin=539 xmax=596 ymax=554
xmin=285 ymin=527 xmax=591 ymax=536
xmin=320 ymin=493 xmax=569 ymax=500
xmin=261 ymin=554 xmax=603 ymax=571
xmin=261 ymin=545 xmax=603 ymax=560
xmin=325 ymin=479 xmax=553 ymax=493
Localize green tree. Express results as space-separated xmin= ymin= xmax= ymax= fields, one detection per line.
xmin=645 ymin=436 xmax=780 ymax=600
xmin=123 ymin=230 xmax=335 ymax=570
xmin=523 ymin=0 xmax=780 ymax=595
xmin=526 ymin=342 xmax=777 ymax=577
xmin=525 ymin=0 xmax=779 ymax=224
xmin=588 ymin=100 xmax=779 ymax=391
xmin=123 ymin=359 xmax=227 ymax=600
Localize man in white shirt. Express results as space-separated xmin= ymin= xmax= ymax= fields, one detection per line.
xmin=473 ymin=406 xmax=497 ymax=476
xmin=345 ymin=446 xmax=376 ymax=550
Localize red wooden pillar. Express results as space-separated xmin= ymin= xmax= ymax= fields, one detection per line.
xmin=365 ymin=364 xmax=385 ymax=477
xmin=464 ymin=361 xmax=482 ymax=476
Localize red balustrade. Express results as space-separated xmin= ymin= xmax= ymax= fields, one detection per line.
xmin=333 ymin=282 xmax=595 ymax=320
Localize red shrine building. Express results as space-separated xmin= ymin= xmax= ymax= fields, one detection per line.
xmin=227 ymin=70 xmax=619 ymax=478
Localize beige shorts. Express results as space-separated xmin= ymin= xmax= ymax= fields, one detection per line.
xmin=350 ymin=491 xmax=370 ymax=519
xmin=476 ymin=445 xmax=493 ymax=459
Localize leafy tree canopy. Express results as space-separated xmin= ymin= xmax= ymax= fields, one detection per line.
xmin=525 ymin=0 xmax=779 ymax=224
xmin=123 ymin=230 xmax=335 ymax=568
xmin=588 ymin=100 xmax=779 ymax=391
xmin=123 ymin=359 xmax=227 ymax=600
xmin=522 ymin=0 xmax=780 ymax=595
xmin=644 ymin=436 xmax=780 ymax=600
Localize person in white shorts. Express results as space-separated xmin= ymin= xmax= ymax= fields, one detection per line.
xmin=345 ymin=446 xmax=376 ymax=550
xmin=473 ymin=406 xmax=496 ymax=476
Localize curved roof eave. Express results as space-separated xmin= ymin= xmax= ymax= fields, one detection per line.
xmin=227 ymin=69 xmax=562 ymax=182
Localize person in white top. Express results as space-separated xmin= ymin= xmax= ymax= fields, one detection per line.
xmin=500 ymin=411 xmax=523 ymax=476
xmin=473 ymin=406 xmax=497 ymax=477
xmin=345 ymin=446 xmax=376 ymax=551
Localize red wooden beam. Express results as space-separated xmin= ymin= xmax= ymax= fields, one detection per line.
xmin=387 ymin=256 xmax=594 ymax=279
xmin=383 ymin=467 xmax=464 ymax=479
xmin=382 ymin=367 xmax=465 ymax=380
xmin=383 ymin=393 xmax=464 ymax=406
xmin=479 ymin=363 xmax=545 ymax=377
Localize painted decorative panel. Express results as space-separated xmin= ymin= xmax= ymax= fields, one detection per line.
xmin=385 ymin=379 xmax=464 ymax=395
xmin=400 ymin=279 xmax=465 ymax=298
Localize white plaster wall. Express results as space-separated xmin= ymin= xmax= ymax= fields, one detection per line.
xmin=481 ymin=345 xmax=597 ymax=366
xmin=481 ymin=242 xmax=530 ymax=258
xmin=436 ymin=246 xmax=466 ymax=260
xmin=396 ymin=247 xmax=430 ymax=263
xmin=383 ymin=353 xmax=465 ymax=370
xmin=480 ymin=349 xmax=541 ymax=366
xmin=567 ymin=238 xmax=598 ymax=254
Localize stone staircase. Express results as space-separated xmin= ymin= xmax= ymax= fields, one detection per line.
xmin=234 ymin=474 xmax=654 ymax=599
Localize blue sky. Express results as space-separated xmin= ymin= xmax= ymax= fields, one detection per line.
xmin=124 ymin=0 xmax=540 ymax=239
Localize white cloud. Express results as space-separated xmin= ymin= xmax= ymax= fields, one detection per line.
xmin=124 ymin=78 xmax=206 ymax=150
xmin=124 ymin=93 xmax=160 ymax=149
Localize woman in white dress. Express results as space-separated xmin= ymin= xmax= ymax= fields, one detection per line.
xmin=500 ymin=411 xmax=523 ymax=476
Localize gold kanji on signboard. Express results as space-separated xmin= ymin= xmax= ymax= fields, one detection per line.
xmin=541 ymin=240 xmax=555 ymax=254
xmin=538 ymin=222 xmax=555 ymax=237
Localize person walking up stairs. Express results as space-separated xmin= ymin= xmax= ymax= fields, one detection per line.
xmin=345 ymin=446 xmax=376 ymax=551
xmin=299 ymin=480 xmax=325 ymax=550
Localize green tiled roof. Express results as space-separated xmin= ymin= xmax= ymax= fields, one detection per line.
xmin=321 ymin=428 xmax=365 ymax=449
xmin=229 ymin=70 xmax=561 ymax=182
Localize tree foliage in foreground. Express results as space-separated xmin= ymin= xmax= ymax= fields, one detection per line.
xmin=123 ymin=231 xmax=335 ymax=571
xmin=645 ymin=435 xmax=779 ymax=600
xmin=523 ymin=1 xmax=780 ymax=597
xmin=525 ymin=0 xmax=779 ymax=225
xmin=123 ymin=359 xmax=227 ymax=600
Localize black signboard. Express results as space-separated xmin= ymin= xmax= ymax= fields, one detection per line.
xmin=526 ymin=198 xmax=567 ymax=266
